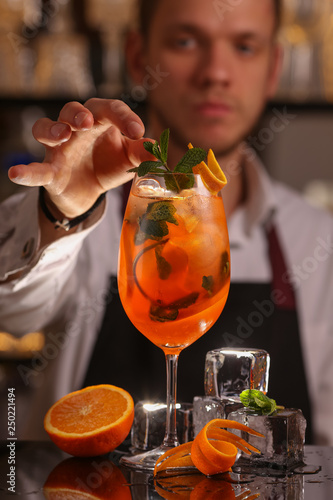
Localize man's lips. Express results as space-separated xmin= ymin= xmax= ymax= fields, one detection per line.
xmin=194 ymin=102 xmax=233 ymax=117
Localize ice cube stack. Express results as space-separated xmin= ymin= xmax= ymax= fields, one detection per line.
xmin=193 ymin=347 xmax=306 ymax=470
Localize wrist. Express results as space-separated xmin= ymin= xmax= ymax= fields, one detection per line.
xmin=39 ymin=187 xmax=106 ymax=232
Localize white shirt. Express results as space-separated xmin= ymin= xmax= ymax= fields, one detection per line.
xmin=1 ymin=154 xmax=333 ymax=444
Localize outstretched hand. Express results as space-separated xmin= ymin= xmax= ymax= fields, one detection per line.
xmin=8 ymin=98 xmax=152 ymax=218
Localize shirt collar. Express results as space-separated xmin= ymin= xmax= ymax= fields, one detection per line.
xmin=228 ymin=147 xmax=278 ymax=246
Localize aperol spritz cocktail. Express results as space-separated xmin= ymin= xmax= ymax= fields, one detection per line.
xmin=118 ymin=172 xmax=230 ymax=470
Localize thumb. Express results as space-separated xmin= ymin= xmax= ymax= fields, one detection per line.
xmin=8 ymin=162 xmax=55 ymax=187
xmin=126 ymin=137 xmax=155 ymax=166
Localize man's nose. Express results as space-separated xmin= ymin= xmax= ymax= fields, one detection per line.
xmin=197 ymin=41 xmax=233 ymax=86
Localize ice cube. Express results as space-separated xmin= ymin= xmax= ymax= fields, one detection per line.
xmin=228 ymin=408 xmax=306 ymax=469
xmin=205 ymin=348 xmax=270 ymax=397
xmin=134 ymin=177 xmax=166 ymax=197
xmin=193 ymin=396 xmax=243 ymax=436
xmin=131 ymin=401 xmax=193 ymax=452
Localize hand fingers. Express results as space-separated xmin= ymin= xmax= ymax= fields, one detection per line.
xmin=32 ymin=118 xmax=72 ymax=147
xmin=58 ymin=101 xmax=94 ymax=130
xmin=84 ymin=98 xmax=145 ymax=139
xmin=32 ymin=102 xmax=95 ymax=147
xmin=127 ymin=136 xmax=155 ymax=165
xmin=8 ymin=162 xmax=54 ymax=187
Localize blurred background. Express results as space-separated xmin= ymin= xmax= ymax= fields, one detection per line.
xmin=0 ymin=0 xmax=333 ymax=209
xmin=0 ymin=0 xmax=332 ymax=434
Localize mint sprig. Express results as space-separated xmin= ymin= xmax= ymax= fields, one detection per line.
xmin=137 ymin=200 xmax=178 ymax=243
xmin=240 ymin=390 xmax=278 ymax=415
xmin=128 ymin=128 xmax=207 ymax=192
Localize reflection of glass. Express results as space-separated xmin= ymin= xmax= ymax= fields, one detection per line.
xmin=118 ymin=173 xmax=230 ymax=471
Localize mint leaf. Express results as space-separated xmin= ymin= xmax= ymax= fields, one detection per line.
xmin=128 ymin=161 xmax=165 ymax=176
xmin=137 ymin=201 xmax=178 ymax=241
xmin=220 ymin=251 xmax=230 ymax=281
xmin=202 ymin=275 xmax=214 ymax=295
xmin=174 ymin=147 xmax=207 ymax=173
xmin=143 ymin=140 xmax=164 ymax=162
xmin=155 ymin=246 xmax=172 ymax=280
xmin=149 ymin=292 xmax=199 ymax=322
xmin=152 ymin=142 xmax=163 ymax=162
xmin=165 ymin=173 xmax=195 ymax=192
xmin=240 ymin=390 xmax=277 ymax=415
xmin=139 ymin=218 xmax=169 ymax=240
xmin=143 ymin=141 xmax=156 ymax=155
xmin=129 ymin=129 xmax=207 ymax=194
xmin=146 ymin=201 xmax=178 ymax=225
xmin=150 ymin=304 xmax=178 ymax=322
xmin=167 ymin=291 xmax=199 ymax=309
xmin=160 ymin=129 xmax=170 ymax=163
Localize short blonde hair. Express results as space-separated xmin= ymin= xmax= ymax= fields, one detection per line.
xmin=138 ymin=0 xmax=282 ymax=39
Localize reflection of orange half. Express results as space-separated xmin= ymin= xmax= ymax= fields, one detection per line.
xmin=43 ymin=457 xmax=131 ymax=500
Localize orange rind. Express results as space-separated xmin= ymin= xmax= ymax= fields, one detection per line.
xmin=154 ymin=418 xmax=263 ymax=477
xmin=188 ymin=143 xmax=227 ymax=194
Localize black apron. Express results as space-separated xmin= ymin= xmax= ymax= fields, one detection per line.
xmin=83 ymin=226 xmax=313 ymax=443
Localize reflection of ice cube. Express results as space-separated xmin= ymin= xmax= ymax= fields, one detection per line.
xmin=131 ymin=401 xmax=193 ymax=451
xmin=193 ymin=396 xmax=243 ymax=436
xmin=232 ymin=473 xmax=305 ymax=499
xmin=205 ymin=348 xmax=270 ymax=397
xmin=228 ymin=408 xmax=306 ymax=469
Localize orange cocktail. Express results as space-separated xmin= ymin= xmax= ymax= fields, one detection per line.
xmin=119 ymin=175 xmax=230 ymax=354
xmin=118 ymin=171 xmax=230 ymax=472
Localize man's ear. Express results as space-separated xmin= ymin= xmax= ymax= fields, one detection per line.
xmin=266 ymin=42 xmax=284 ymax=100
xmin=125 ymin=30 xmax=146 ymax=85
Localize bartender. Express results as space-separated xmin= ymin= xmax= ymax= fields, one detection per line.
xmin=1 ymin=0 xmax=333 ymax=444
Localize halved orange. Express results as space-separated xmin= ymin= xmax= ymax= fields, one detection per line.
xmin=43 ymin=456 xmax=131 ymax=500
xmin=44 ymin=384 xmax=134 ymax=457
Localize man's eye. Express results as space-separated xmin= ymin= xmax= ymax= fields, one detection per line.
xmin=174 ymin=37 xmax=196 ymax=49
xmin=236 ymin=44 xmax=255 ymax=55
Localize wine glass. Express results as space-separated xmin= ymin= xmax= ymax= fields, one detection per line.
xmin=118 ymin=172 xmax=230 ymax=471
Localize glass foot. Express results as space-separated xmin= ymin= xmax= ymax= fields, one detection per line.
xmin=120 ymin=445 xmax=170 ymax=472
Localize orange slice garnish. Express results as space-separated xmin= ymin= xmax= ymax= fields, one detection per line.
xmin=188 ymin=143 xmax=227 ymax=194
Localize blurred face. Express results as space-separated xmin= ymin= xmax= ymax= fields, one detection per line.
xmin=136 ymin=0 xmax=281 ymax=156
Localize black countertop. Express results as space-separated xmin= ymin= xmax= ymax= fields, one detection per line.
xmin=0 ymin=441 xmax=332 ymax=499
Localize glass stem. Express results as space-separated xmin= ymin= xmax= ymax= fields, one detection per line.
xmin=163 ymin=353 xmax=180 ymax=449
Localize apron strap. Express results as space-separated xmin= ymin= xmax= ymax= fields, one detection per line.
xmin=266 ymin=224 xmax=296 ymax=310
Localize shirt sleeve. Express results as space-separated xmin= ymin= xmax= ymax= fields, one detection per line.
xmin=0 ymin=187 xmax=107 ymax=335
